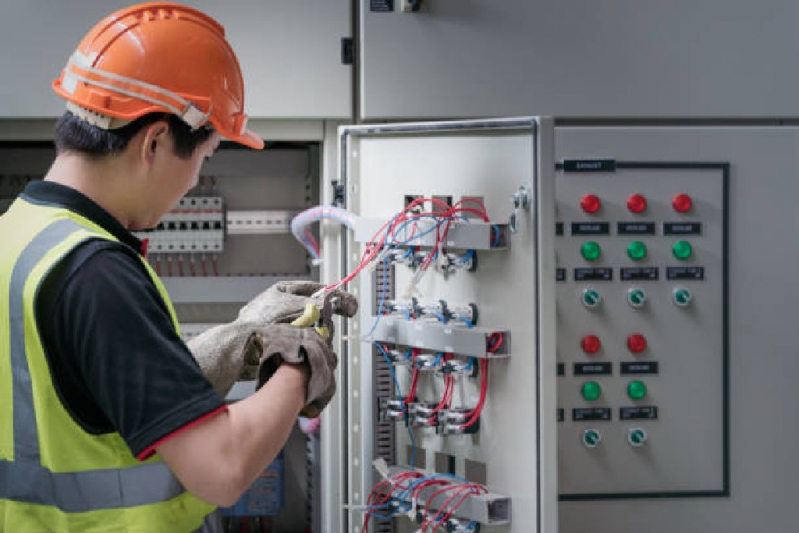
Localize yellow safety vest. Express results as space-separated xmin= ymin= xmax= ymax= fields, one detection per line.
xmin=0 ymin=197 xmax=215 ymax=532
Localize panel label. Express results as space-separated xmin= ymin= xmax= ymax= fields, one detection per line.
xmin=574 ymin=268 xmax=613 ymax=281
xmin=664 ymin=222 xmax=702 ymax=235
xmin=557 ymin=408 xmax=565 ymax=422
xmin=370 ymin=0 xmax=394 ymax=11
xmin=557 ymin=363 xmax=565 ymax=376
xmin=574 ymin=362 xmax=612 ymax=376
xmin=561 ymin=159 xmax=616 ymax=172
xmin=572 ymin=408 xmax=612 ymax=421
xmin=620 ymin=361 xmax=659 ymax=375
xmin=556 ymin=268 xmax=566 ymax=282
xmin=571 ymin=222 xmax=610 ymax=236
xmin=620 ymin=267 xmax=659 ymax=281
xmin=556 ymin=222 xmax=564 ymax=236
xmin=620 ymin=406 xmax=659 ymax=420
xmin=667 ymin=266 xmax=705 ymax=280
xmin=617 ymin=222 xmax=656 ymax=235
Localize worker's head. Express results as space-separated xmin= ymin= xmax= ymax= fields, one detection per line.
xmin=51 ymin=2 xmax=263 ymax=153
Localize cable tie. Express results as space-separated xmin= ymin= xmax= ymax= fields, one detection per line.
xmin=373 ymin=458 xmax=391 ymax=480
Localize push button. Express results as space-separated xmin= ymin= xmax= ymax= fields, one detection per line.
xmin=581 ymin=241 xmax=601 ymax=261
xmin=581 ymin=194 xmax=601 ymax=214
xmin=672 ymin=193 xmax=693 ymax=213
xmin=627 ymin=193 xmax=647 ymax=213
xmin=627 ymin=380 xmax=648 ymax=400
xmin=581 ymin=382 xmax=602 ymax=401
xmin=581 ymin=335 xmax=601 ymax=354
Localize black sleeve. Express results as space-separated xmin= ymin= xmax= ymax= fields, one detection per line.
xmin=37 ymin=240 xmax=225 ymax=459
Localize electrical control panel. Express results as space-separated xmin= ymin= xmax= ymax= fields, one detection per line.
xmin=333 ymin=118 xmax=557 ymax=533
xmin=555 ymin=160 xmax=728 ymax=498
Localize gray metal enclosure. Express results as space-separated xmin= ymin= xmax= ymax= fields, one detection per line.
xmin=555 ymin=125 xmax=799 ymax=533
xmin=359 ymin=0 xmax=799 ymax=120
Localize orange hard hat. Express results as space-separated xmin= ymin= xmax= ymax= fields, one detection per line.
xmin=52 ymin=2 xmax=263 ymax=149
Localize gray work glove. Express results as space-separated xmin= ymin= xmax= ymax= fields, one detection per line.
xmin=238 ymin=280 xmax=359 ymax=332
xmin=187 ymin=322 xmax=263 ymax=397
xmin=245 ymin=323 xmax=338 ymax=418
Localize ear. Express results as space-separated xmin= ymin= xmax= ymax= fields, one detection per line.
xmin=139 ymin=120 xmax=171 ymax=165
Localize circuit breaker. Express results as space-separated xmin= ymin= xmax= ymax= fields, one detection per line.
xmin=555 ymin=160 xmax=728 ymax=498
xmin=330 ymin=117 xmax=558 ymax=533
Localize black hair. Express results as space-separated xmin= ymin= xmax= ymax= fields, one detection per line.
xmin=53 ymin=111 xmax=213 ymax=159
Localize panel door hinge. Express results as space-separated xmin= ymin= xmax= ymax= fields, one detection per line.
xmin=341 ymin=38 xmax=354 ymax=65
xmin=331 ymin=180 xmax=346 ymax=206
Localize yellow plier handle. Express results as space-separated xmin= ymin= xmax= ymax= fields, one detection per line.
xmin=290 ymin=303 xmax=330 ymax=339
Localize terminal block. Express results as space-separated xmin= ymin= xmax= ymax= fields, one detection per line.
xmin=384 ymin=299 xmax=479 ymax=327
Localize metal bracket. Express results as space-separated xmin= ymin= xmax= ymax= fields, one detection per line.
xmin=331 ymin=180 xmax=346 ymax=207
xmin=508 ymin=186 xmax=531 ymax=233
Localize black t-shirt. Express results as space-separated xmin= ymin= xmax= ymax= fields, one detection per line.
xmin=23 ymin=181 xmax=225 ymax=459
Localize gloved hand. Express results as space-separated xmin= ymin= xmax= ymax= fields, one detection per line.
xmin=238 ymin=281 xmax=359 ymax=331
xmin=187 ymin=322 xmax=263 ymax=397
xmin=245 ymin=323 xmax=338 ymax=418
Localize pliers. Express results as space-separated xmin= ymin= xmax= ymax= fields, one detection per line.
xmin=290 ymin=292 xmax=338 ymax=340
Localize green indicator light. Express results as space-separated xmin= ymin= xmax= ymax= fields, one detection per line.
xmin=583 ymin=429 xmax=602 ymax=448
xmin=673 ymin=287 xmax=693 ymax=307
xmin=582 ymin=381 xmax=602 ymax=401
xmin=673 ymin=240 xmax=693 ymax=260
xmin=627 ymin=288 xmax=647 ymax=308
xmin=582 ymin=289 xmax=601 ymax=308
xmin=628 ymin=428 xmax=648 ymax=447
xmin=581 ymin=241 xmax=601 ymax=261
xmin=627 ymin=241 xmax=647 ymax=261
xmin=628 ymin=380 xmax=648 ymax=400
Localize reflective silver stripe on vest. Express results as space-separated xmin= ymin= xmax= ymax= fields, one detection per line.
xmin=1 ymin=218 xmax=186 ymax=511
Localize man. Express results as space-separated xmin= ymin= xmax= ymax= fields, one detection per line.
xmin=0 ymin=3 xmax=350 ymax=531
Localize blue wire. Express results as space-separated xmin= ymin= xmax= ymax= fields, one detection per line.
xmin=431 ymin=311 xmax=447 ymax=324
xmin=458 ymin=249 xmax=475 ymax=263
xmin=375 ymin=343 xmax=403 ymax=396
xmin=492 ymin=225 xmax=501 ymax=248
xmin=402 ymin=308 xmax=412 ymax=321
xmin=458 ymin=316 xmax=474 ymax=328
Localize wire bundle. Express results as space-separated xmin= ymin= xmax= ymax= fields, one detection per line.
xmin=326 ymin=197 xmax=489 ymax=292
xmin=290 ymin=205 xmax=359 ymax=261
xmin=360 ymin=469 xmax=484 ymax=533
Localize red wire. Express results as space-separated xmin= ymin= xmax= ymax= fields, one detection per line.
xmin=432 ymin=484 xmax=488 ymax=531
xmin=363 ymin=471 xmax=422 ymax=532
xmin=326 ymin=196 xmax=489 ymax=292
xmin=487 ymin=332 xmax=504 ymax=353
xmin=420 ymin=484 xmax=467 ymax=531
xmin=458 ymin=359 xmax=489 ymax=430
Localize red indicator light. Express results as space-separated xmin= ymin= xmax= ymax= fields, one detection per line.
xmin=672 ymin=193 xmax=693 ymax=213
xmin=627 ymin=334 xmax=648 ymax=354
xmin=627 ymin=194 xmax=647 ymax=213
xmin=581 ymin=194 xmax=601 ymax=214
xmin=581 ymin=335 xmax=602 ymax=354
